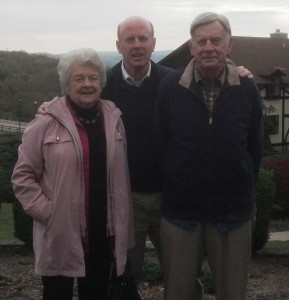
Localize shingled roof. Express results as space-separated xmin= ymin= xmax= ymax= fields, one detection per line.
xmin=159 ymin=34 xmax=289 ymax=85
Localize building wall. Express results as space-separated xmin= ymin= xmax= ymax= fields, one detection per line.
xmin=263 ymin=88 xmax=289 ymax=147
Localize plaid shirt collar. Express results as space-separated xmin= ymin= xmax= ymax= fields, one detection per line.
xmin=194 ymin=67 xmax=226 ymax=87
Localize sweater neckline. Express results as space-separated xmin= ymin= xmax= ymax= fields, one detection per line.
xmin=68 ymin=97 xmax=100 ymax=125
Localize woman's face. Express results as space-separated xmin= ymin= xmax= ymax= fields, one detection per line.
xmin=68 ymin=64 xmax=101 ymax=108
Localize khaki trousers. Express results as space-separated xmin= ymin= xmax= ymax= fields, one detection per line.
xmin=161 ymin=217 xmax=252 ymax=300
xmin=128 ymin=192 xmax=162 ymax=286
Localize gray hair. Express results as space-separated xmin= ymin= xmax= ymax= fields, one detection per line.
xmin=57 ymin=48 xmax=107 ymax=94
xmin=190 ymin=12 xmax=231 ymax=37
xmin=117 ymin=16 xmax=155 ymax=40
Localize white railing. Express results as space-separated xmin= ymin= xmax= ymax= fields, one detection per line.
xmin=0 ymin=119 xmax=28 ymax=133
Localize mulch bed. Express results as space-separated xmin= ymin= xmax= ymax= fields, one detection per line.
xmin=1 ymin=246 xmax=289 ymax=299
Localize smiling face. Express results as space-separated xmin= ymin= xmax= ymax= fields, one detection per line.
xmin=116 ymin=17 xmax=156 ymax=78
xmin=68 ymin=64 xmax=101 ymax=108
xmin=189 ymin=20 xmax=232 ymax=80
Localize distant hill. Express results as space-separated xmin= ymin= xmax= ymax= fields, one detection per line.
xmin=152 ymin=51 xmax=172 ymax=63
xmin=98 ymin=50 xmax=172 ymax=68
xmin=47 ymin=50 xmax=172 ymax=68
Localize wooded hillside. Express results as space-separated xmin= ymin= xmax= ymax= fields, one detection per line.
xmin=0 ymin=51 xmax=60 ymax=122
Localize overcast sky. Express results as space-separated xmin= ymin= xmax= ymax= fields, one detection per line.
xmin=1 ymin=0 xmax=289 ymax=54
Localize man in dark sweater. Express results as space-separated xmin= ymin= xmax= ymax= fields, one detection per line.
xmin=101 ymin=16 xmax=172 ymax=287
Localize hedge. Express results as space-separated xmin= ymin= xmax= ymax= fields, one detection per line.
xmin=252 ymin=168 xmax=275 ymax=253
xmin=0 ymin=133 xmax=22 ymax=204
xmin=262 ymin=155 xmax=289 ymax=213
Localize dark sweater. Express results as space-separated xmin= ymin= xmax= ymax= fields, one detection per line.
xmin=70 ymin=100 xmax=108 ymax=251
xmin=101 ymin=61 xmax=172 ymax=193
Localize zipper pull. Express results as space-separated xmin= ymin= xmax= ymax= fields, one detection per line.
xmin=209 ymin=117 xmax=212 ymax=125
xmin=106 ymin=225 xmax=110 ymax=237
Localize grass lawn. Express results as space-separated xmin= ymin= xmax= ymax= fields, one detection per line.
xmin=265 ymin=240 xmax=289 ymax=250
xmin=0 ymin=202 xmax=14 ymax=240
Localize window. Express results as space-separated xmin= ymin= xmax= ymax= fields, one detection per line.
xmin=264 ymin=115 xmax=279 ymax=135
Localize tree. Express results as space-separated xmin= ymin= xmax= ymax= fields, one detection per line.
xmin=0 ymin=50 xmax=60 ymax=121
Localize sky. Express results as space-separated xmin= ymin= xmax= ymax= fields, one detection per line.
xmin=1 ymin=0 xmax=289 ymax=54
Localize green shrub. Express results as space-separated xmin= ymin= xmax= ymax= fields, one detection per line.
xmin=0 ymin=133 xmax=22 ymax=203
xmin=13 ymin=198 xmax=33 ymax=249
xmin=262 ymin=156 xmax=289 ymax=213
xmin=252 ymin=168 xmax=275 ymax=253
xmin=0 ymin=133 xmax=32 ymax=248
xmin=142 ymin=256 xmax=162 ymax=282
xmin=270 ymin=218 xmax=289 ymax=231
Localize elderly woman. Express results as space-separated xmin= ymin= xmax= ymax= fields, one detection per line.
xmin=11 ymin=48 xmax=134 ymax=300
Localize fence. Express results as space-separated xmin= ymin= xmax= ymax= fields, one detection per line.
xmin=0 ymin=124 xmax=25 ymax=133
xmin=0 ymin=119 xmax=27 ymax=133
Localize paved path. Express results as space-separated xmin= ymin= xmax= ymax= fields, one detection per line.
xmin=269 ymin=231 xmax=289 ymax=241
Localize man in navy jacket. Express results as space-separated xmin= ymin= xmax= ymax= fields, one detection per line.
xmin=155 ymin=12 xmax=263 ymax=300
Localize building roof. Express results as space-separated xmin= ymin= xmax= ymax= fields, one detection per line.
xmin=159 ymin=35 xmax=289 ymax=84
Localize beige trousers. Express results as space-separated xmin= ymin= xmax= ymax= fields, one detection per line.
xmin=161 ymin=217 xmax=252 ymax=300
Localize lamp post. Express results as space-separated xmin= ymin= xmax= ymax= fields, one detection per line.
xmin=34 ymin=101 xmax=38 ymax=115
xmin=18 ymin=98 xmax=22 ymax=133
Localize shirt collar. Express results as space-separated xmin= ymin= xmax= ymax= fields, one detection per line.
xmin=121 ymin=60 xmax=151 ymax=87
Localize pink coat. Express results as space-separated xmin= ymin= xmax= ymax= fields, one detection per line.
xmin=11 ymin=96 xmax=134 ymax=277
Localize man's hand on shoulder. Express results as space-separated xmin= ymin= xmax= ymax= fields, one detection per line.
xmin=237 ymin=66 xmax=253 ymax=79
xmin=37 ymin=101 xmax=51 ymax=115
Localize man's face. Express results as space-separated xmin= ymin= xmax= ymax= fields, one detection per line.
xmin=116 ymin=19 xmax=156 ymax=77
xmin=189 ymin=21 xmax=232 ymax=76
